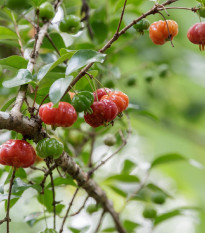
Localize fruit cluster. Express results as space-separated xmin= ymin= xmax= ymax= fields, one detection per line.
xmin=39 ymin=88 xmax=129 ymax=128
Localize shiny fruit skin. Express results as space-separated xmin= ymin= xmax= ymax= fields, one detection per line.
xmin=0 ymin=140 xmax=36 ymax=168
xmin=59 ymin=15 xmax=81 ymax=34
xmin=39 ymin=2 xmax=55 ymax=20
xmin=143 ymin=207 xmax=157 ymax=219
xmin=39 ymin=102 xmax=77 ymax=127
xmin=36 ymin=138 xmax=64 ymax=159
xmin=84 ymin=99 xmax=118 ymax=128
xmin=187 ymin=23 xmax=205 ymax=50
xmin=72 ymin=91 xmax=94 ymax=112
xmin=104 ymin=134 xmax=116 ymax=146
xmin=149 ymin=20 xmax=178 ymax=45
xmin=151 ymin=192 xmax=166 ymax=205
xmin=101 ymin=91 xmax=129 ymax=113
xmin=133 ymin=19 xmax=150 ymax=33
xmin=93 ymin=88 xmax=111 ymax=102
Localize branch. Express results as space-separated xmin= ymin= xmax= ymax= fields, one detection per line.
xmin=11 ymin=0 xmax=63 ymax=116
xmin=94 ymin=211 xmax=106 ymax=233
xmin=63 ymin=0 xmax=180 ymax=95
xmin=69 ymin=195 xmax=89 ymax=217
xmin=59 ymin=188 xmax=79 ymax=233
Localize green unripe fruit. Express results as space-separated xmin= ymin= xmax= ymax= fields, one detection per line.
xmin=158 ymin=64 xmax=169 ymax=78
xmin=103 ymin=134 xmax=116 ymax=146
xmin=197 ymin=4 xmax=205 ymax=18
xmin=72 ymin=91 xmax=94 ymax=113
xmin=127 ymin=77 xmax=136 ymax=86
xmin=59 ymin=15 xmax=81 ymax=34
xmin=86 ymin=204 xmax=99 ymax=214
xmin=39 ymin=2 xmax=55 ymax=20
xmin=5 ymin=0 xmax=30 ymax=11
xmin=143 ymin=207 xmax=157 ymax=219
xmin=36 ymin=138 xmax=64 ymax=159
xmin=133 ymin=19 xmax=150 ymax=33
xmin=151 ymin=192 xmax=166 ymax=205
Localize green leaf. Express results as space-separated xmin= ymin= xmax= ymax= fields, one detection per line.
xmin=0 ymin=55 xmax=28 ymax=69
xmin=68 ymin=226 xmax=89 ymax=233
xmin=46 ymin=177 xmax=76 ymax=188
xmin=37 ymin=52 xmax=75 ymax=81
xmin=37 ymin=189 xmax=53 ymax=212
xmin=49 ymin=76 xmax=73 ymax=104
xmin=0 ymin=194 xmax=19 ymax=202
xmin=12 ymin=178 xmax=31 ymax=194
xmin=151 ymin=153 xmax=187 ymax=168
xmin=1 ymin=97 xmax=16 ymax=111
xmin=40 ymin=229 xmax=58 ymax=233
xmin=123 ymin=220 xmax=140 ymax=233
xmin=102 ymin=227 xmax=116 ymax=232
xmin=3 ymin=69 xmax=34 ymax=88
xmin=147 ymin=183 xmax=172 ymax=198
xmin=56 ymin=204 xmax=65 ymax=214
xmin=42 ymin=32 xmax=65 ymax=51
xmin=105 ymin=174 xmax=140 ymax=183
xmin=24 ymin=212 xmax=43 ymax=227
xmin=66 ymin=49 xmax=106 ymax=75
xmin=0 ymin=26 xmax=17 ymax=39
xmin=121 ymin=160 xmax=136 ymax=174
xmin=108 ymin=185 xmax=127 ymax=197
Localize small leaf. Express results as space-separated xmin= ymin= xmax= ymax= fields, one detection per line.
xmin=123 ymin=220 xmax=140 ymax=233
xmin=37 ymin=189 xmax=53 ymax=212
xmin=151 ymin=153 xmax=186 ymax=168
xmin=12 ymin=178 xmax=31 ymax=194
xmin=0 ymin=55 xmax=28 ymax=69
xmin=66 ymin=49 xmax=106 ymax=75
xmin=68 ymin=226 xmax=89 ymax=233
xmin=108 ymin=185 xmax=127 ymax=197
xmin=105 ymin=174 xmax=140 ymax=183
xmin=37 ymin=52 xmax=75 ymax=81
xmin=0 ymin=194 xmax=19 ymax=202
xmin=24 ymin=212 xmax=43 ymax=227
xmin=0 ymin=26 xmax=17 ymax=39
xmin=147 ymin=183 xmax=172 ymax=198
xmin=1 ymin=97 xmax=16 ymax=111
xmin=3 ymin=69 xmax=34 ymax=88
xmin=121 ymin=160 xmax=136 ymax=174
xmin=46 ymin=177 xmax=76 ymax=188
xmin=102 ymin=227 xmax=116 ymax=232
xmin=40 ymin=229 xmax=58 ymax=233
xmin=49 ymin=76 xmax=73 ymax=104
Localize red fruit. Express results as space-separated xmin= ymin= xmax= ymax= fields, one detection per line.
xmin=84 ymin=99 xmax=118 ymax=128
xmin=93 ymin=88 xmax=111 ymax=102
xmin=101 ymin=91 xmax=129 ymax=113
xmin=149 ymin=20 xmax=178 ymax=45
xmin=0 ymin=140 xmax=36 ymax=168
xmin=39 ymin=102 xmax=77 ymax=127
xmin=187 ymin=23 xmax=205 ymax=51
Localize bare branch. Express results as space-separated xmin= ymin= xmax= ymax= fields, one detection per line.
xmin=116 ymin=0 xmax=127 ymax=35
xmin=94 ymin=211 xmax=106 ymax=233
xmin=59 ymin=188 xmax=79 ymax=233
xmin=70 ymin=195 xmax=89 ymax=217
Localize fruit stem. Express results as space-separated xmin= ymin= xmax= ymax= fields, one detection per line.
xmin=6 ymin=167 xmax=16 ymax=233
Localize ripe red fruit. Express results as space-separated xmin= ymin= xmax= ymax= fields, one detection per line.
xmin=39 ymin=102 xmax=77 ymax=127
xmin=101 ymin=91 xmax=129 ymax=113
xmin=93 ymin=88 xmax=111 ymax=102
xmin=0 ymin=140 xmax=36 ymax=168
xmin=84 ymin=99 xmax=118 ymax=128
xmin=149 ymin=20 xmax=178 ymax=45
xmin=187 ymin=23 xmax=205 ymax=51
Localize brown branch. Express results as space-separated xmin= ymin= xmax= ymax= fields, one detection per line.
xmin=46 ymin=160 xmax=56 ymax=230
xmin=116 ymin=0 xmax=127 ymax=35
xmin=69 ymin=195 xmax=89 ymax=217
xmin=94 ymin=211 xmax=106 ymax=233
xmin=59 ymin=188 xmax=79 ymax=233
xmin=63 ymin=0 xmax=180 ymax=96
xmin=6 ymin=167 xmax=16 ymax=233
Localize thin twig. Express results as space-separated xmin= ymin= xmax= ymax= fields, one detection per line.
xmin=46 ymin=33 xmax=61 ymax=56
xmin=88 ymin=133 xmax=95 ymax=168
xmin=11 ymin=12 xmax=24 ymax=56
xmin=94 ymin=211 xmax=106 ymax=233
xmin=59 ymin=188 xmax=80 ymax=233
xmin=40 ymin=163 xmax=58 ymax=194
xmin=6 ymin=167 xmax=16 ymax=233
xmin=30 ymin=165 xmax=46 ymax=172
xmin=46 ymin=160 xmax=56 ymax=230
xmin=70 ymin=195 xmax=89 ymax=217
xmin=116 ymin=0 xmax=127 ymax=35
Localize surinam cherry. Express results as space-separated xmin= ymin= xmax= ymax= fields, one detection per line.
xmin=187 ymin=22 xmax=205 ymax=51
xmin=149 ymin=20 xmax=178 ymax=45
xmin=39 ymin=102 xmax=77 ymax=127
xmin=0 ymin=140 xmax=36 ymax=168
